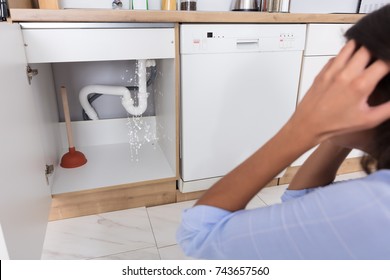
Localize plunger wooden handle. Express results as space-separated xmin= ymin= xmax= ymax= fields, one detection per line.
xmin=60 ymin=86 xmax=74 ymax=148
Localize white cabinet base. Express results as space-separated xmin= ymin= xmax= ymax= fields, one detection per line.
xmin=53 ymin=119 xmax=176 ymax=195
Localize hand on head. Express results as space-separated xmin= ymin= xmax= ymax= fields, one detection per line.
xmin=290 ymin=40 xmax=390 ymax=145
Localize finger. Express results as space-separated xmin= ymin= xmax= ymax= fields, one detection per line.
xmin=316 ymin=57 xmax=335 ymax=77
xmin=357 ymin=60 xmax=390 ymax=95
xmin=343 ymin=46 xmax=372 ymax=77
xmin=314 ymin=41 xmax=356 ymax=86
xmin=327 ymin=40 xmax=357 ymax=73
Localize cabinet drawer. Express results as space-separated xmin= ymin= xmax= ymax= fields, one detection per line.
xmin=22 ymin=26 xmax=175 ymax=63
xmin=304 ymin=24 xmax=353 ymax=56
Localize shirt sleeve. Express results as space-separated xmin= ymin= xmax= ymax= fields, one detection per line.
xmin=281 ymin=188 xmax=318 ymax=202
xmin=176 ymin=205 xmax=233 ymax=258
xmin=176 ymin=174 xmax=390 ymax=260
xmin=280 ymin=179 xmax=355 ymax=203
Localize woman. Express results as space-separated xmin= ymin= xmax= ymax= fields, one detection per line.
xmin=177 ymin=5 xmax=390 ymax=259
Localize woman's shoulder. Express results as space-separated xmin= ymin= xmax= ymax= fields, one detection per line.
xmin=358 ymin=169 xmax=390 ymax=184
xmin=322 ymin=169 xmax=390 ymax=201
xmin=333 ymin=169 xmax=390 ymax=186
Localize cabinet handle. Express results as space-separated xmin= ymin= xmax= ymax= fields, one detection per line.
xmin=236 ymin=39 xmax=259 ymax=49
xmin=237 ymin=39 xmax=259 ymax=44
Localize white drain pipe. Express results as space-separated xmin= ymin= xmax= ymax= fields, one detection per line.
xmin=79 ymin=59 xmax=153 ymax=120
xmin=122 ymin=59 xmax=149 ymax=116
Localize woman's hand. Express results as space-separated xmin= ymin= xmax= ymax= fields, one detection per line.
xmin=289 ymin=40 xmax=390 ymax=145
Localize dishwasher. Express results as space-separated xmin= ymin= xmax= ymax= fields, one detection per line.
xmin=179 ymin=24 xmax=306 ymax=192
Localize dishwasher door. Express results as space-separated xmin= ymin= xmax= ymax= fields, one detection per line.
xmin=181 ymin=50 xmax=303 ymax=182
xmin=180 ymin=24 xmax=306 ymax=188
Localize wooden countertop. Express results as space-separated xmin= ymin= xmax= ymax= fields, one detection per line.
xmin=10 ymin=9 xmax=364 ymax=23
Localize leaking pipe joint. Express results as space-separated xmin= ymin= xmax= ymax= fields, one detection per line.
xmin=79 ymin=59 xmax=154 ymax=120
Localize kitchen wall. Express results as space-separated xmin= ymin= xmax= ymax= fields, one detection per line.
xmin=197 ymin=0 xmax=231 ymax=11
xmin=289 ymin=0 xmax=360 ymax=13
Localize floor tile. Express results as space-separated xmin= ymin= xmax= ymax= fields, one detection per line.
xmin=147 ymin=200 xmax=196 ymax=248
xmin=246 ymin=195 xmax=267 ymax=209
xmin=159 ymin=244 xmax=193 ymax=260
xmin=91 ymin=247 xmax=160 ymax=260
xmin=257 ymin=184 xmax=288 ymax=206
xmin=42 ymin=207 xmax=155 ymax=260
xmin=40 ymin=171 xmax=369 ymax=260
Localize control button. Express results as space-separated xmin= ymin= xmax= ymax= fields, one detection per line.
xmin=192 ymin=38 xmax=201 ymax=50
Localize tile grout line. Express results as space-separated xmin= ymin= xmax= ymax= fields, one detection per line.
xmin=256 ymin=194 xmax=270 ymax=206
xmin=145 ymin=207 xmax=163 ymax=260
xmin=87 ymin=245 xmax=159 ymax=260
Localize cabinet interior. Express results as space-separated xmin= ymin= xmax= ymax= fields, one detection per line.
xmin=30 ymin=58 xmax=177 ymax=195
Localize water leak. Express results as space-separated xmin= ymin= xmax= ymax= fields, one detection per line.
xmin=125 ymin=60 xmax=157 ymax=162
xmin=126 ymin=114 xmax=156 ymax=162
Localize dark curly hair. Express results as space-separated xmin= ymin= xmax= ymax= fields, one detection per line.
xmin=344 ymin=4 xmax=390 ymax=173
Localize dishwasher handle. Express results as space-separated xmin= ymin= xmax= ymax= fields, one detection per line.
xmin=236 ymin=38 xmax=259 ymax=49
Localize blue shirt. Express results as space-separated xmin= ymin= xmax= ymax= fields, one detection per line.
xmin=176 ymin=170 xmax=390 ymax=259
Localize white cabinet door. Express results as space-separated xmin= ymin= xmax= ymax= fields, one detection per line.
xmin=304 ymin=24 xmax=352 ymax=56
xmin=181 ymin=51 xmax=301 ymax=181
xmin=297 ymin=56 xmax=333 ymax=102
xmin=0 ymin=23 xmax=51 ymax=259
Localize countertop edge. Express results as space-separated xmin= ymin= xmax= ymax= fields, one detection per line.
xmin=10 ymin=9 xmax=365 ymax=23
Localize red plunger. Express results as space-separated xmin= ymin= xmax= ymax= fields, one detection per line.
xmin=60 ymin=86 xmax=87 ymax=168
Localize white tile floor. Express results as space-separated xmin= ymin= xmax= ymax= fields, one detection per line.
xmin=41 ymin=171 xmax=365 ymax=260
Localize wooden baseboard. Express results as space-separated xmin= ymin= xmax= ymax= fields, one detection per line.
xmin=264 ymin=178 xmax=280 ymax=188
xmin=176 ymin=178 xmax=279 ymax=203
xmin=279 ymin=157 xmax=363 ymax=185
xmin=175 ymin=159 xmax=362 ymax=204
xmin=49 ymin=180 xmax=176 ymax=221
xmin=176 ymin=190 xmax=205 ymax=202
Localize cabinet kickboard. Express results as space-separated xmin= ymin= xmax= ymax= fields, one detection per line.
xmin=280 ymin=157 xmax=363 ymax=185
xmin=49 ymin=180 xmax=176 ymax=220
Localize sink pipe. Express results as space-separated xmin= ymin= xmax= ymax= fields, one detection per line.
xmin=79 ymin=59 xmax=154 ymax=120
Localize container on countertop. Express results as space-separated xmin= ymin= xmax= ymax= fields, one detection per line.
xmin=180 ymin=0 xmax=197 ymax=10
xmin=162 ymin=0 xmax=176 ymax=10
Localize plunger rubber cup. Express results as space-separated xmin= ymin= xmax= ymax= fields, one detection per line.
xmin=60 ymin=147 xmax=87 ymax=168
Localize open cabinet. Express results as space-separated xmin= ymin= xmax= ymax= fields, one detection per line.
xmin=0 ymin=22 xmax=178 ymax=259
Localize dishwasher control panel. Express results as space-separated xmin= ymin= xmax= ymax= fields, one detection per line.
xmin=180 ymin=24 xmax=307 ymax=54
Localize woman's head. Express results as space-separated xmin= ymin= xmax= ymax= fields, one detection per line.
xmin=344 ymin=4 xmax=390 ymax=172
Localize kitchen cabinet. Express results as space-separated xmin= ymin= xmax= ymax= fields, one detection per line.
xmin=0 ymin=22 xmax=178 ymax=259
